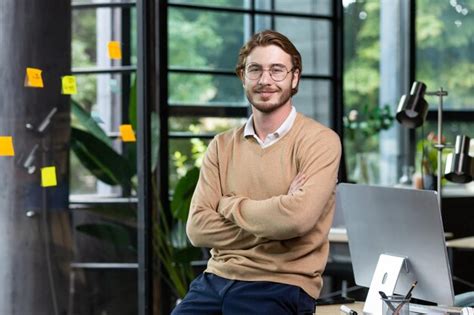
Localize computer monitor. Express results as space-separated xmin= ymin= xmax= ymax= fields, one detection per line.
xmin=336 ymin=184 xmax=454 ymax=310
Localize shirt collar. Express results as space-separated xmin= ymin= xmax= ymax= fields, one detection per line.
xmin=244 ymin=106 xmax=297 ymax=140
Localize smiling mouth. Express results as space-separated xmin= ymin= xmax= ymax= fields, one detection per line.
xmin=256 ymin=89 xmax=277 ymax=93
xmin=258 ymin=91 xmax=275 ymax=99
xmin=256 ymin=89 xmax=277 ymax=95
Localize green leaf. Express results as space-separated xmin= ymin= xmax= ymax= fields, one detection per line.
xmin=171 ymin=167 xmax=200 ymax=221
xmin=123 ymin=142 xmax=137 ymax=176
xmin=129 ymin=75 xmax=137 ymax=132
xmin=76 ymin=223 xmax=133 ymax=249
xmin=173 ymin=246 xmax=202 ymax=264
xmin=71 ymin=99 xmax=113 ymax=147
xmin=71 ymin=127 xmax=134 ymax=186
xmin=151 ymin=112 xmax=160 ymax=171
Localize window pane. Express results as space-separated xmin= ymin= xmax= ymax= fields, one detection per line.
xmin=169 ymin=0 xmax=248 ymax=8
xmin=255 ymin=17 xmax=332 ymax=76
xmin=169 ymin=138 xmax=211 ymax=190
xmin=71 ymin=73 xmax=131 ymax=121
xmin=293 ymin=79 xmax=332 ymax=126
xmin=343 ymin=0 xmax=382 ymax=184
xmin=70 ymin=136 xmax=135 ymax=195
xmin=71 ymin=73 xmax=134 ymax=196
xmin=72 ymin=9 xmax=97 ymax=67
xmin=72 ymin=7 xmax=136 ymax=68
xmin=169 ymin=73 xmax=245 ymax=105
xmin=168 ymin=8 xmax=245 ymax=70
xmin=421 ymin=121 xmax=474 ymax=147
xmin=256 ymin=0 xmax=332 ymax=16
xmin=170 ymin=117 xmax=247 ymax=133
xmin=416 ymin=0 xmax=474 ymax=109
xmin=416 ymin=121 xmax=474 ymax=193
xmin=70 ymin=150 xmax=98 ymax=194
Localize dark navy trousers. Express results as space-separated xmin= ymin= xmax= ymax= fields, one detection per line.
xmin=171 ymin=273 xmax=316 ymax=315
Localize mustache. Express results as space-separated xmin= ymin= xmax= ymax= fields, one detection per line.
xmin=253 ymin=86 xmax=280 ymax=93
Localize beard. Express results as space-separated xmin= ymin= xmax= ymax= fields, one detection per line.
xmin=245 ymin=85 xmax=292 ymax=114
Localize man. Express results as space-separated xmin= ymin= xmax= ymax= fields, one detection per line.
xmin=172 ymin=30 xmax=341 ymax=315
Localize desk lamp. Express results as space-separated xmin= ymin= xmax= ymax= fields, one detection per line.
xmin=445 ymin=135 xmax=474 ymax=183
xmin=396 ymin=81 xmax=448 ymax=208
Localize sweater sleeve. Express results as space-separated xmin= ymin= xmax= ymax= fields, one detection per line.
xmin=217 ymin=129 xmax=341 ymax=240
xmin=186 ymin=137 xmax=258 ymax=249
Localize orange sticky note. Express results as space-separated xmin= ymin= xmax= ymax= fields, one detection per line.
xmin=119 ymin=124 xmax=136 ymax=142
xmin=61 ymin=75 xmax=77 ymax=95
xmin=108 ymin=41 xmax=122 ymax=60
xmin=41 ymin=166 xmax=57 ymax=187
xmin=0 ymin=136 xmax=15 ymax=156
xmin=25 ymin=67 xmax=44 ymax=88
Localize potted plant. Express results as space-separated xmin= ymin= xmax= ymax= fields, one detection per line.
xmin=414 ymin=131 xmax=450 ymax=190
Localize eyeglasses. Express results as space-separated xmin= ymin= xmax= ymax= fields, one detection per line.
xmin=244 ymin=64 xmax=294 ymax=82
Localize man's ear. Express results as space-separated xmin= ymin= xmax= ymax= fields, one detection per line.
xmin=239 ymin=70 xmax=246 ymax=86
xmin=291 ymin=69 xmax=300 ymax=89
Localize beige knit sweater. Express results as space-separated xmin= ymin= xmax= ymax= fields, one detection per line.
xmin=186 ymin=112 xmax=341 ymax=299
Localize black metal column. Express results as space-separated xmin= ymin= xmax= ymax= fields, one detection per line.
xmin=137 ymin=0 xmax=154 ymax=314
xmin=333 ymin=0 xmax=347 ymax=182
xmin=157 ymin=0 xmax=171 ymax=312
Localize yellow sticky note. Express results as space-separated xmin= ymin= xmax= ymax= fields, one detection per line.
xmin=25 ymin=67 xmax=44 ymax=88
xmin=41 ymin=166 xmax=57 ymax=187
xmin=108 ymin=41 xmax=122 ymax=60
xmin=0 ymin=136 xmax=15 ymax=156
xmin=119 ymin=124 xmax=136 ymax=142
xmin=61 ymin=75 xmax=77 ymax=95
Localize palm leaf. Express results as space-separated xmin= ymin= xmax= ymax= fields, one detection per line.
xmin=171 ymin=167 xmax=200 ymax=221
xmin=71 ymin=127 xmax=134 ymax=186
xmin=71 ymin=99 xmax=113 ymax=147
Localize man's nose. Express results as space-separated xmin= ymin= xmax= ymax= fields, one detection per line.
xmin=258 ymin=69 xmax=273 ymax=84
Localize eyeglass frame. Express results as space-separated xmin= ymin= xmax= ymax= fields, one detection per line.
xmin=243 ymin=63 xmax=295 ymax=82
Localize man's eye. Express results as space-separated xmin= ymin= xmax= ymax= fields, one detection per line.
xmin=248 ymin=68 xmax=261 ymax=72
xmin=271 ymin=68 xmax=285 ymax=73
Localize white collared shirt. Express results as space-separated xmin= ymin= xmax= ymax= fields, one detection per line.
xmin=244 ymin=106 xmax=297 ymax=148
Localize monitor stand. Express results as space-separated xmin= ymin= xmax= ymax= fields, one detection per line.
xmin=363 ymin=254 xmax=408 ymax=314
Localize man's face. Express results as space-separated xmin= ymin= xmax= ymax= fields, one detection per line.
xmin=241 ymin=45 xmax=300 ymax=114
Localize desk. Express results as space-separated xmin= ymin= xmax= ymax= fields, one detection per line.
xmin=445 ymin=236 xmax=474 ymax=292
xmin=315 ymin=302 xmax=463 ymax=314
xmin=325 ymin=229 xmax=465 ymax=303
xmin=329 ymin=228 xmax=349 ymax=243
xmin=329 ymin=228 xmax=454 ymax=243
xmin=316 ymin=302 xmax=364 ymax=314
xmin=446 ymin=236 xmax=474 ymax=250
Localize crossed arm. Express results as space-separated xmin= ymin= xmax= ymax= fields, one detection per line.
xmin=217 ymin=131 xmax=341 ymax=240
xmin=186 ymin=131 xmax=341 ymax=248
xmin=186 ymin=139 xmax=254 ymax=249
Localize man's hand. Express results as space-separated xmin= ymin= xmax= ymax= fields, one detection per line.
xmin=287 ymin=173 xmax=307 ymax=195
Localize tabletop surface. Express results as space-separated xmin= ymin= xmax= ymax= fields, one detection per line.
xmin=446 ymin=236 xmax=474 ymax=249
xmin=316 ymin=302 xmax=364 ymax=314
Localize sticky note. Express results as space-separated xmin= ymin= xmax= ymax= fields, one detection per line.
xmin=108 ymin=41 xmax=122 ymax=60
xmin=61 ymin=75 xmax=77 ymax=95
xmin=119 ymin=124 xmax=136 ymax=142
xmin=25 ymin=67 xmax=44 ymax=88
xmin=0 ymin=136 xmax=15 ymax=156
xmin=41 ymin=166 xmax=57 ymax=187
